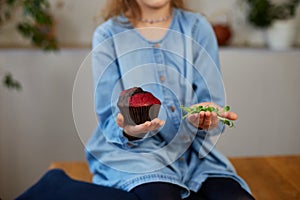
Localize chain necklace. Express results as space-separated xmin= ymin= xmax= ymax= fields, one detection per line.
xmin=140 ymin=15 xmax=171 ymax=24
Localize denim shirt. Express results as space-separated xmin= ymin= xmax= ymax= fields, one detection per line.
xmin=86 ymin=9 xmax=251 ymax=198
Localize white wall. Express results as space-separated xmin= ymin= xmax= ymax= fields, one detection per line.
xmin=218 ymin=48 xmax=300 ymax=156
xmin=0 ymin=49 xmax=87 ymax=199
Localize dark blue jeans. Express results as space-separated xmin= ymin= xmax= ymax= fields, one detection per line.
xmin=16 ymin=169 xmax=255 ymax=200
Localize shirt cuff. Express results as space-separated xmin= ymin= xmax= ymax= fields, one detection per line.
xmin=121 ymin=130 xmax=150 ymax=148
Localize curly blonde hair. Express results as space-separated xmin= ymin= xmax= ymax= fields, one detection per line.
xmin=101 ymin=0 xmax=189 ymax=22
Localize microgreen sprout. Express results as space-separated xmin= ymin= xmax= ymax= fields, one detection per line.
xmin=180 ymin=105 xmax=235 ymax=127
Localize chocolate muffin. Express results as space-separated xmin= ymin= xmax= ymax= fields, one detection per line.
xmin=117 ymin=87 xmax=161 ymax=125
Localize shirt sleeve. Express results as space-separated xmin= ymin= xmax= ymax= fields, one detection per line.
xmin=188 ymin=15 xmax=226 ymax=136
xmin=92 ymin=27 xmax=144 ymax=148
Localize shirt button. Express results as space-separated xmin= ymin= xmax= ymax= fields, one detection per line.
xmin=182 ymin=136 xmax=189 ymax=141
xmin=179 ymin=157 xmax=184 ymax=161
xmin=154 ymin=43 xmax=160 ymax=48
xmin=160 ymin=76 xmax=166 ymax=82
xmin=170 ymin=106 xmax=175 ymax=112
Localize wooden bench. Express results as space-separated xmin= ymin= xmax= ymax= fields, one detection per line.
xmin=49 ymin=155 xmax=300 ymax=200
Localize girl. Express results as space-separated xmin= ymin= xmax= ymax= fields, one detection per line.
xmin=86 ymin=0 xmax=255 ymax=199
xmin=16 ymin=0 xmax=255 ymax=199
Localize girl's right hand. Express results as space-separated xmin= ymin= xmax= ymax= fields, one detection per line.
xmin=116 ymin=113 xmax=165 ymax=139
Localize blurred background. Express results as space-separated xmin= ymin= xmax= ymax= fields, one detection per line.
xmin=0 ymin=0 xmax=300 ymax=199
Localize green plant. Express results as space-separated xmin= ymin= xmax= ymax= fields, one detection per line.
xmin=0 ymin=0 xmax=59 ymax=50
xmin=180 ymin=105 xmax=235 ymax=127
xmin=272 ymin=0 xmax=300 ymax=20
xmin=0 ymin=0 xmax=59 ymax=90
xmin=246 ymin=0 xmax=300 ymax=28
xmin=2 ymin=73 xmax=22 ymax=90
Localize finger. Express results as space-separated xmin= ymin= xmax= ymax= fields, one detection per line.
xmin=116 ymin=113 xmax=125 ymax=128
xmin=222 ymin=111 xmax=238 ymax=121
xmin=209 ymin=112 xmax=218 ymax=130
xmin=142 ymin=120 xmax=162 ymax=132
xmin=198 ymin=111 xmax=205 ymax=126
xmin=202 ymin=111 xmax=212 ymax=130
xmin=124 ymin=121 xmax=151 ymax=137
xmin=159 ymin=119 xmax=165 ymax=127
xmin=191 ymin=113 xmax=201 ymax=128
xmin=147 ymin=119 xmax=158 ymax=130
xmin=135 ymin=121 xmax=152 ymax=131
xmin=150 ymin=118 xmax=162 ymax=130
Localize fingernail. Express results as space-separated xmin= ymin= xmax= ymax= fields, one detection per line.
xmin=144 ymin=121 xmax=151 ymax=127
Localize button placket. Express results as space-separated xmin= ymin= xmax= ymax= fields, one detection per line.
xmin=153 ymin=44 xmax=167 ymax=85
xmin=159 ymin=75 xmax=166 ymax=82
xmin=170 ymin=106 xmax=175 ymax=112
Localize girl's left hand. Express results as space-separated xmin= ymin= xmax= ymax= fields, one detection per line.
xmin=187 ymin=102 xmax=238 ymax=130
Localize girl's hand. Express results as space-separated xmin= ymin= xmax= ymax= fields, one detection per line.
xmin=116 ymin=113 xmax=165 ymax=139
xmin=187 ymin=102 xmax=238 ymax=130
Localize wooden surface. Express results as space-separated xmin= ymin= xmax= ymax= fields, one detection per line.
xmin=229 ymin=155 xmax=300 ymax=200
xmin=48 ymin=161 xmax=92 ymax=182
xmin=49 ymin=155 xmax=300 ymax=200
